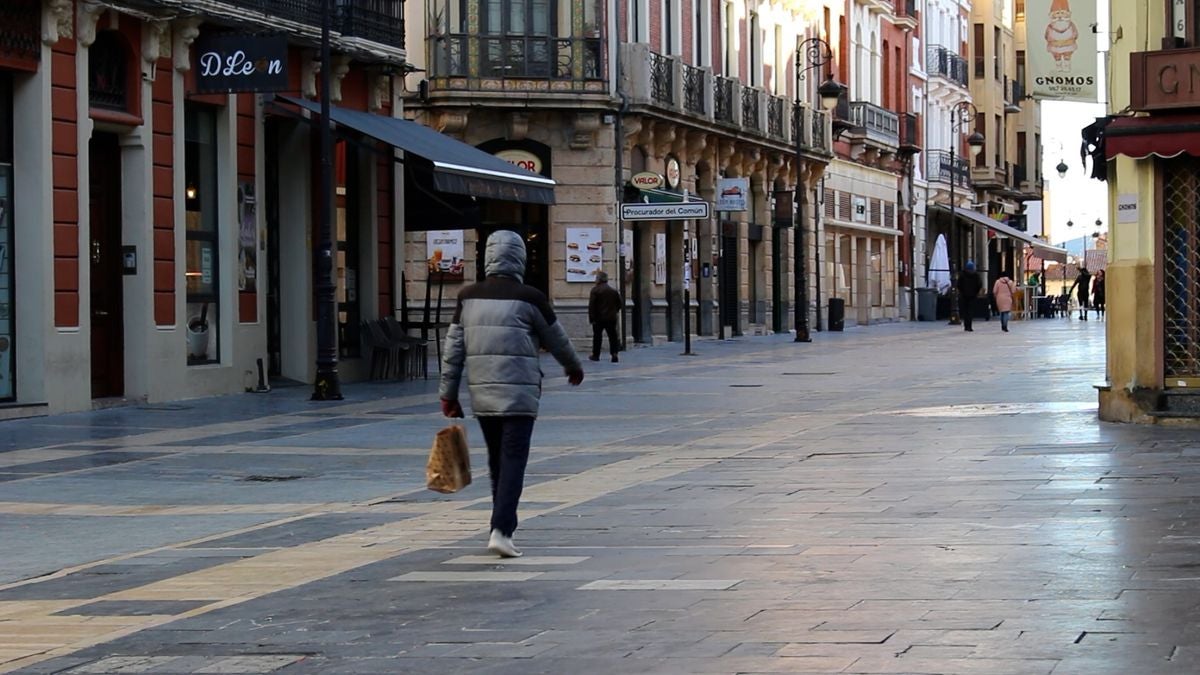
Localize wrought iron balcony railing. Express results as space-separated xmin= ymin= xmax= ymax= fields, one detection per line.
xmin=849 ymin=101 xmax=899 ymax=147
xmin=810 ymin=108 xmax=828 ymax=150
xmin=650 ymin=51 xmax=675 ymax=106
xmin=927 ymin=45 xmax=968 ymax=87
xmin=767 ymin=96 xmax=784 ymax=138
xmin=742 ymin=87 xmax=760 ymax=132
xmin=431 ymin=34 xmax=603 ymax=82
xmin=926 ymin=150 xmax=970 ymax=187
xmin=683 ymin=63 xmax=705 ymax=115
xmin=715 ymin=76 xmax=736 ymax=125
xmin=222 ymin=0 xmax=405 ymax=50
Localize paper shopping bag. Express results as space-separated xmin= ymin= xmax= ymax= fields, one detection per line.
xmin=426 ymin=425 xmax=472 ymax=493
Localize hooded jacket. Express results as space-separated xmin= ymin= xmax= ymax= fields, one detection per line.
xmin=438 ymin=230 xmax=581 ymax=416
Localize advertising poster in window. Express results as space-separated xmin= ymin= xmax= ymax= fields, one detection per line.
xmin=426 ymin=230 xmax=465 ymax=282
xmin=654 ymin=232 xmax=667 ymax=285
xmin=1026 ymin=0 xmax=1097 ymax=102
xmin=566 ymin=227 xmax=603 ymax=282
xmin=238 ymin=182 xmax=257 ymax=292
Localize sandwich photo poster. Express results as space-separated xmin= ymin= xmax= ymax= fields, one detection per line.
xmin=566 ymin=228 xmax=603 ymax=282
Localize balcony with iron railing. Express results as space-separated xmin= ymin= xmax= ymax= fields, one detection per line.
xmin=927 ymin=46 xmax=968 ymax=88
xmin=620 ymin=44 xmax=832 ymax=156
xmin=893 ymin=0 xmax=919 ymax=28
xmin=430 ymin=33 xmax=604 ymax=91
xmin=137 ymin=0 xmax=406 ymax=52
xmin=848 ymin=101 xmax=900 ymax=148
xmin=926 ymin=150 xmax=970 ymax=188
xmin=899 ymin=112 xmax=921 ymax=153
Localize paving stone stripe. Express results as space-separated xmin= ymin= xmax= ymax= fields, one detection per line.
xmin=0 ymin=417 xmax=807 ymax=672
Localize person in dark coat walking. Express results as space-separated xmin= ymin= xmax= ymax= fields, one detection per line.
xmin=1068 ymin=266 xmax=1092 ymax=321
xmin=956 ymin=261 xmax=984 ymax=332
xmin=439 ymin=230 xmax=584 ymax=558
xmin=1091 ymin=269 xmax=1106 ymax=318
xmin=588 ymin=271 xmax=622 ymax=363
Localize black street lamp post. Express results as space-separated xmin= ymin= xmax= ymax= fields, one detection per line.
xmin=946 ymin=100 xmax=984 ymax=326
xmin=793 ymin=38 xmax=845 ymax=343
xmin=312 ymin=0 xmax=343 ymax=400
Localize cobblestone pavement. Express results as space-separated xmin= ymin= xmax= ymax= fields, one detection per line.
xmin=1 ymin=317 xmax=1198 ymax=674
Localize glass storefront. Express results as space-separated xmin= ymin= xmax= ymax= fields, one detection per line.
xmin=184 ymin=104 xmax=221 ymax=365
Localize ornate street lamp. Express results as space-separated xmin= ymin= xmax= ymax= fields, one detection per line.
xmin=1056 ymin=159 xmax=1069 ymax=178
xmin=947 ymin=100 xmax=984 ymax=326
xmin=793 ymin=37 xmax=845 ymax=343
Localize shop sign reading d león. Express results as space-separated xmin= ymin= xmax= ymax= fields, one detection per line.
xmin=195 ymin=33 xmax=289 ymax=94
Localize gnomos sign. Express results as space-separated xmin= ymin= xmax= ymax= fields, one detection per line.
xmin=195 ymin=33 xmax=289 ymax=94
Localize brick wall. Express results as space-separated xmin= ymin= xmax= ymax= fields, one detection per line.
xmin=51 ymin=35 xmax=78 ymax=328
xmin=151 ymin=56 xmax=175 ymax=326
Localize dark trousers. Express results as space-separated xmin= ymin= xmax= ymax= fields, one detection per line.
xmin=959 ymin=299 xmax=974 ymax=331
xmin=477 ymin=415 xmax=536 ymax=537
xmin=591 ymin=320 xmax=619 ymax=357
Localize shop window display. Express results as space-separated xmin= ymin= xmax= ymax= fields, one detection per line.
xmin=185 ymin=104 xmax=220 ymax=365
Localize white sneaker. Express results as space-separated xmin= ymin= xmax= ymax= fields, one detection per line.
xmin=488 ymin=529 xmax=522 ymax=558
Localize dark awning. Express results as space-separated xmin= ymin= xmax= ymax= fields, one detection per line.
xmin=931 ymin=204 xmax=1068 ymax=262
xmin=279 ymin=96 xmax=556 ymax=205
xmin=1105 ymin=114 xmax=1200 ymax=160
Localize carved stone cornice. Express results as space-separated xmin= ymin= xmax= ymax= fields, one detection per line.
xmin=368 ymin=72 xmax=392 ymax=112
xmin=435 ymin=110 xmax=469 ymax=136
xmin=508 ymin=112 xmax=529 ymax=141
xmin=77 ymin=1 xmax=107 ymax=48
xmin=568 ymin=112 xmax=600 ymax=150
xmin=329 ymin=54 xmax=352 ymax=103
xmin=172 ymin=17 xmax=202 ymax=72
xmin=43 ymin=0 xmax=74 ymax=46
xmin=650 ymin=121 xmax=675 ymax=159
xmin=142 ymin=20 xmax=168 ymax=65
xmin=685 ymin=130 xmax=708 ymax=165
xmin=300 ymin=51 xmax=318 ymax=98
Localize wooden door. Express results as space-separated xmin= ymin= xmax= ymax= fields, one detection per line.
xmin=89 ymin=133 xmax=124 ymax=398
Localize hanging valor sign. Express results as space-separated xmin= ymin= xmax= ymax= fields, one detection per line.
xmin=194 ymin=33 xmax=289 ymax=94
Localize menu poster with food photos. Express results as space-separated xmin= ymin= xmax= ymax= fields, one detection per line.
xmin=426 ymin=230 xmax=465 ymax=282
xmin=565 ymin=228 xmax=603 ymax=282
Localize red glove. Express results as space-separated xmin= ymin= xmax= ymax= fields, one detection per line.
xmin=567 ymin=369 xmax=584 ymax=386
xmin=440 ymin=398 xmax=464 ymax=418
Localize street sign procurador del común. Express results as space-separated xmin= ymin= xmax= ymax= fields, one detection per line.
xmin=620 ymin=201 xmax=710 ymax=221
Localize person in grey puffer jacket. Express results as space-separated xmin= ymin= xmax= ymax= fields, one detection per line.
xmin=439 ymin=230 xmax=584 ymax=558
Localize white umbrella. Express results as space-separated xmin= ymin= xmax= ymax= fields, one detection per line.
xmin=929 ymin=234 xmax=951 ymax=294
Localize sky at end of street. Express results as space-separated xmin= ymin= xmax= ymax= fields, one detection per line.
xmin=1035 ymin=0 xmax=1110 ymax=247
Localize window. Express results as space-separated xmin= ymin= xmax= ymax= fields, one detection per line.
xmin=335 ymin=141 xmax=361 ymax=358
xmin=1016 ymin=49 xmax=1025 ymax=86
xmin=0 ymin=73 xmax=13 ymax=399
xmin=723 ymin=1 xmax=735 ymax=76
xmin=974 ymin=111 xmax=985 ymax=168
xmin=1016 ymin=0 xmax=1025 ymax=21
xmin=774 ymin=25 xmax=784 ymax=94
xmin=663 ymin=0 xmax=675 ymax=55
xmin=1035 ymin=132 xmax=1042 ymax=180
xmin=1018 ymin=131 xmax=1028 ymax=171
xmin=995 ymin=114 xmax=1002 ymax=167
xmin=480 ymin=0 xmax=556 ymax=76
xmin=993 ymin=27 xmax=1001 ymax=80
xmin=185 ymin=104 xmax=220 ymax=365
xmin=693 ymin=0 xmax=702 ymax=64
xmin=749 ymin=12 xmax=760 ymax=87
xmin=973 ymin=23 xmax=984 ymax=78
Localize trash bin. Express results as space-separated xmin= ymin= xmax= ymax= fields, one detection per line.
xmin=916 ymin=288 xmax=937 ymax=321
xmin=828 ymin=298 xmax=845 ymax=332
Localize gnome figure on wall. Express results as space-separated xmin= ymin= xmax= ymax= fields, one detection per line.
xmin=1045 ymin=0 xmax=1079 ymax=72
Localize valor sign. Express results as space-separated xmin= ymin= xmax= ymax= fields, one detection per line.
xmin=195 ymin=34 xmax=289 ymax=94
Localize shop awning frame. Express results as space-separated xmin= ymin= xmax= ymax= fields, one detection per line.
xmin=1105 ymin=114 xmax=1200 ymax=160
xmin=277 ymin=96 xmax=556 ymax=205
xmin=931 ymin=204 xmax=1068 ymax=262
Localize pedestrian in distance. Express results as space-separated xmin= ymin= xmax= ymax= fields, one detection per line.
xmin=1068 ymin=266 xmax=1092 ymax=321
xmin=439 ymin=230 xmax=584 ymax=558
xmin=992 ymin=271 xmax=1016 ymax=333
xmin=957 ymin=261 xmax=984 ymax=332
xmin=1092 ymin=269 xmax=1106 ymax=319
xmin=588 ymin=270 xmax=622 ymax=363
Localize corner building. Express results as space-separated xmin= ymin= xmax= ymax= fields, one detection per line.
xmin=0 ymin=0 xmax=412 ymax=414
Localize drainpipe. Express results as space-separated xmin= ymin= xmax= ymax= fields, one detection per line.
xmin=612 ymin=1 xmax=628 ymax=351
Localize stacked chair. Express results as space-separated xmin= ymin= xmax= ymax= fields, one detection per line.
xmin=360 ymin=319 xmax=429 ymax=381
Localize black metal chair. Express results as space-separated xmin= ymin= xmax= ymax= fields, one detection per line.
xmin=381 ymin=316 xmax=428 ymax=380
